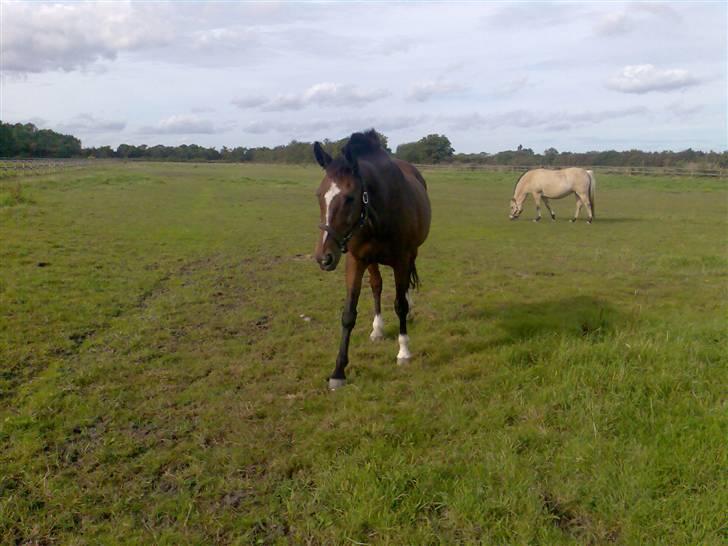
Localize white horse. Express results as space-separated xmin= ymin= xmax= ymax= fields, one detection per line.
xmin=509 ymin=167 xmax=596 ymax=223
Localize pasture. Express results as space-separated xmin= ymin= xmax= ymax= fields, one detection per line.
xmin=1 ymin=162 xmax=726 ymax=544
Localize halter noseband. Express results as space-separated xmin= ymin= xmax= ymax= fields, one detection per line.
xmin=318 ymin=177 xmax=369 ymax=254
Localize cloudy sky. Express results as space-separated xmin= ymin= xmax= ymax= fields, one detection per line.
xmin=1 ymin=1 xmax=725 ymax=153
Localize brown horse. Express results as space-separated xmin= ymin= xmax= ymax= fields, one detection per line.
xmin=313 ymin=130 xmax=431 ymax=389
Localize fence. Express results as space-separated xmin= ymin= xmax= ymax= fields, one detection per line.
xmin=0 ymin=158 xmax=96 ymax=178
xmin=416 ymin=163 xmax=726 ymax=178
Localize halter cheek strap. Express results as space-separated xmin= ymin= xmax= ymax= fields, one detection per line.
xmin=318 ymin=189 xmax=368 ymax=254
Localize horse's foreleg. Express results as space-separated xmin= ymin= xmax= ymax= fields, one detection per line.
xmin=368 ymin=263 xmax=384 ymax=341
xmin=393 ymin=261 xmax=412 ymax=365
xmin=542 ymin=197 xmax=556 ymax=220
xmin=329 ymin=256 xmax=366 ymax=390
xmin=571 ymin=198 xmax=583 ymax=222
xmin=532 ymin=193 xmax=542 ymax=222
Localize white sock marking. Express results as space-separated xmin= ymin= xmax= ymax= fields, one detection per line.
xmin=397 ymin=334 xmax=411 ymax=360
xmin=370 ymin=314 xmax=384 ymax=340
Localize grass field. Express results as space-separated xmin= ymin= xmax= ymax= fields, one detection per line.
xmin=1 ymin=162 xmax=726 ymax=544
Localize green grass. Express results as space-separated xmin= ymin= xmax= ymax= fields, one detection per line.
xmin=1 ymin=163 xmax=726 ymax=544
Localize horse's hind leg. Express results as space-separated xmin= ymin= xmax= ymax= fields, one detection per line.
xmin=532 ymin=193 xmax=543 ymax=222
xmin=368 ymin=263 xmax=384 ymax=341
xmin=583 ymin=195 xmax=594 ymax=223
xmin=571 ymin=197 xmax=583 ymax=222
xmin=574 ymin=193 xmax=593 ymax=223
xmin=393 ymin=261 xmax=412 ymax=365
xmin=406 ymin=291 xmax=414 ymax=320
xmin=542 ymin=197 xmax=556 ymax=220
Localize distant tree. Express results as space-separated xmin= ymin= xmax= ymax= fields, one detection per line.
xmin=0 ymin=122 xmax=81 ymax=157
xmin=543 ymin=147 xmax=558 ymax=165
xmin=396 ymin=134 xmax=454 ymax=164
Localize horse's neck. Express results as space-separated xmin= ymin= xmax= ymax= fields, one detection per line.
xmin=514 ymin=180 xmax=529 ymax=203
xmin=361 ymin=163 xmax=402 ymax=235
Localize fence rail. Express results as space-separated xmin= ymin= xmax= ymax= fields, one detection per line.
xmin=1 ymin=158 xmax=725 ymax=179
xmin=416 ymin=163 xmax=726 ymax=178
xmin=0 ymin=158 xmax=97 ymax=177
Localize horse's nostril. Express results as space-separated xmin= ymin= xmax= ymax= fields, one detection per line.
xmin=322 ymin=254 xmax=333 ymax=266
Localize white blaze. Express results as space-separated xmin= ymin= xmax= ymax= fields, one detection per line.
xmin=322 ymin=181 xmax=341 ymax=246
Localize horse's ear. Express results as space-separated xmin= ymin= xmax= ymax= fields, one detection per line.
xmin=313 ymin=141 xmax=332 ymax=168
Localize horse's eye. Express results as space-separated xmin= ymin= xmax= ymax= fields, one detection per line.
xmin=345 ymin=196 xmax=355 ymax=204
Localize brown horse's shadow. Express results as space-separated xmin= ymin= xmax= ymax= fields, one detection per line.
xmin=469 ymin=295 xmax=621 ymax=341
xmin=422 ymin=296 xmax=624 ymax=368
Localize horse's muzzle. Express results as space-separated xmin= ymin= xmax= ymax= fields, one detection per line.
xmin=317 ymin=252 xmax=339 ymax=271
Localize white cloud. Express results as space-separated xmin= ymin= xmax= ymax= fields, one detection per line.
xmin=484 ymin=3 xmax=590 ymax=29
xmin=606 ymin=64 xmax=701 ymax=94
xmin=594 ymin=12 xmax=634 ymax=36
xmin=594 ymin=3 xmax=680 ymax=36
xmin=634 ymin=2 xmax=680 ymax=21
xmin=242 ymin=115 xmax=426 ymax=137
xmin=139 ymin=115 xmax=223 ymax=135
xmin=665 ymin=101 xmax=703 ymax=120
xmin=444 ymin=106 xmax=648 ymax=131
xmin=231 ymin=96 xmax=269 ymax=109
xmin=60 ymin=114 xmax=126 ymax=133
xmin=492 ymin=76 xmax=529 ymax=98
xmin=261 ymin=83 xmax=389 ymax=111
xmin=1 ymin=2 xmax=173 ymax=73
xmin=406 ymin=80 xmax=463 ymax=102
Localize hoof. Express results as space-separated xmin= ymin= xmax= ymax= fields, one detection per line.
xmin=396 ymin=357 xmax=410 ymax=366
xmin=551 ymin=215 xmax=556 ymax=221
xmin=328 ymin=377 xmax=346 ymax=390
xmin=369 ymin=331 xmax=384 ymax=342
xmin=533 ymin=218 xmax=541 ymax=222
xmin=570 ymin=218 xmax=576 ymax=223
xmin=587 ymin=220 xmax=593 ymax=224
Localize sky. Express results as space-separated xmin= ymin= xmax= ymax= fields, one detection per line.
xmin=1 ymin=1 xmax=726 ymax=153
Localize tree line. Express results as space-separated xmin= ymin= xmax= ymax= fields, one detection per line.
xmin=2 ymin=121 xmax=726 ymax=168
xmin=0 ymin=122 xmax=82 ymax=158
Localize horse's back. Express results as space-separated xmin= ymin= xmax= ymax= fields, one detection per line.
xmin=388 ymin=159 xmax=430 ymax=246
xmin=524 ymin=167 xmax=589 ymax=198
xmin=393 ymin=158 xmax=427 ymax=190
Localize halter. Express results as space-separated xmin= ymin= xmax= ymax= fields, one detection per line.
xmin=318 ymin=175 xmax=369 ymax=254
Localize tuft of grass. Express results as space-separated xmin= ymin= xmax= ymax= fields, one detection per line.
xmin=0 ymin=182 xmax=34 ymax=207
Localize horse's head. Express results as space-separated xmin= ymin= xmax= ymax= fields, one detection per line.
xmin=509 ymin=198 xmax=523 ymax=220
xmin=313 ymin=141 xmax=366 ymax=271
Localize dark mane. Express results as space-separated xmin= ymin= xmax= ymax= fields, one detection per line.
xmin=341 ymin=129 xmax=382 ymax=163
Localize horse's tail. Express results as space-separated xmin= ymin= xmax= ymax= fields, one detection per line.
xmin=409 ymin=260 xmax=420 ymax=290
xmin=586 ymin=169 xmax=596 ymax=218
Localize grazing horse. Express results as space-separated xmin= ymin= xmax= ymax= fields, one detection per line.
xmin=313 ymin=130 xmax=431 ymax=389
xmin=509 ymin=167 xmax=596 ymax=223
